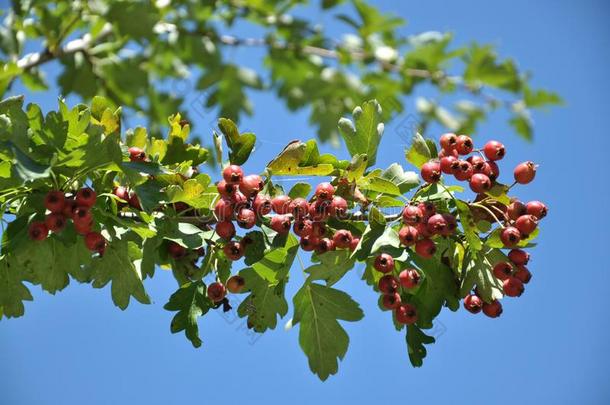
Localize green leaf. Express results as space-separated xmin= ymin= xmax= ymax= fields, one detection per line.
xmin=89 ymin=239 xmax=150 ymax=310
xmin=163 ymin=281 xmax=213 ymax=348
xmin=293 ymin=282 xmax=364 ymax=381
xmin=0 ymin=255 xmax=33 ymax=319
xmin=381 ymin=163 xmax=420 ymax=193
xmin=288 ymin=182 xmax=312 ymax=199
xmin=266 ymin=140 xmax=334 ymax=176
xmin=218 ymin=118 xmax=255 ymax=165
xmin=455 ymin=200 xmax=482 ymax=251
xmin=351 ymin=224 xmax=385 ymax=261
xmin=406 ymin=325 xmax=435 ymax=367
xmin=165 ymin=175 xmax=216 ymax=209
xmin=305 ymin=250 xmax=356 ymax=286
xmin=405 ymin=133 xmax=432 ymax=169
xmin=460 ymin=249 xmax=503 ymax=302
xmin=338 ymin=100 xmax=384 ymax=167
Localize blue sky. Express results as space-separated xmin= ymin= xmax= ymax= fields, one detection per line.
xmin=1 ymin=0 xmax=609 ymax=404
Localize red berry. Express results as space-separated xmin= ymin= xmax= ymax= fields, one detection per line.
xmin=271 ymin=195 xmax=292 ymax=215
xmin=330 ymin=196 xmax=348 ymax=218
xmin=526 ymin=201 xmax=547 ymax=219
xmin=426 ymin=214 xmax=447 ymax=235
xmin=332 ymin=229 xmax=353 ymax=249
xmin=493 ymin=262 xmax=513 ymax=280
xmin=415 ymin=238 xmax=436 ymax=258
xmin=418 ymin=202 xmax=436 ymax=219
xmin=395 ymin=304 xmax=418 ymax=324
xmin=167 ymin=241 xmax=186 ymax=259
xmin=507 ymin=200 xmax=527 ymax=221
xmin=230 ymin=191 xmax=248 ymax=210
xmin=28 ymin=221 xmax=48 ymax=241
xmin=399 ymin=269 xmax=421 ymax=289
xmin=469 ymin=173 xmax=492 ymax=193
xmin=222 ymin=165 xmax=244 ymax=184
xmin=128 ymin=147 xmax=146 ymax=162
xmin=416 ymin=222 xmax=432 ymax=239
xmin=483 ymin=141 xmax=505 ymax=161
xmin=299 ymin=235 xmax=318 ymax=252
xmin=44 ymin=191 xmax=65 ymax=213
xmin=374 ymin=253 xmax=394 ymax=273
xmin=289 ymin=198 xmax=309 ymax=220
xmin=441 ymin=214 xmax=457 ymax=236
xmin=113 ymin=186 xmax=129 ymax=202
xmin=467 ymin=155 xmax=486 ymax=171
xmin=514 ymin=161 xmax=537 ymax=184
xmin=311 ymin=222 xmax=327 ymax=238
xmin=482 ymin=300 xmax=503 ymax=318
xmin=455 ymin=135 xmax=474 ymax=155
xmin=239 ymin=174 xmax=264 ymax=198
xmin=207 ymin=282 xmax=227 ymax=302
xmin=515 ymin=214 xmax=538 ymax=236
xmin=514 ymin=265 xmax=532 ymax=284
xmin=84 ymin=232 xmax=106 ymax=252
xmin=421 ymin=161 xmax=441 ymax=183
xmin=438 ymin=148 xmax=458 ymax=158
xmin=309 ymin=199 xmax=331 ymax=221
xmin=381 ymin=293 xmax=402 ymax=310
xmin=74 ymin=220 xmax=91 ymax=235
xmin=45 ymin=213 xmax=66 ymax=233
xmin=508 ymin=249 xmax=530 ymax=265
xmin=214 ymin=198 xmax=233 ymax=221
xmin=500 ymin=226 xmax=521 ymax=247
xmin=62 ymin=199 xmax=77 ymax=218
xmin=73 ymin=207 xmax=93 ymax=227
xmin=217 ymin=180 xmax=237 ymax=198
xmin=503 ymin=276 xmax=524 ymax=297
xmin=439 ymin=133 xmax=458 ymax=151
xmin=349 ymin=237 xmax=360 ymax=251
xmin=128 ymin=192 xmax=142 ymax=210
xmin=236 ymin=208 xmax=256 ymax=229
xmin=440 ymin=156 xmax=457 ymax=175
xmin=224 ymin=241 xmax=244 ymax=260
xmin=315 ymin=238 xmax=335 ymax=254
xmin=270 ymin=214 xmax=292 ymax=234
xmin=315 ymin=182 xmax=334 ymax=200
xmin=75 ymin=187 xmax=96 ymax=208
xmin=226 ymin=275 xmax=245 ymax=294
xmin=252 ymin=194 xmax=272 ymax=216
xmin=216 ymin=221 xmax=235 ymax=240
xmin=398 ymin=226 xmax=419 ymax=246
xmin=464 ymin=294 xmax=483 ymax=314
xmin=293 ymin=219 xmax=314 ymax=237
xmin=402 ymin=205 xmax=423 ymax=225
xmin=453 ymin=160 xmax=474 ymax=181
xmin=378 ymin=275 xmax=399 ymax=294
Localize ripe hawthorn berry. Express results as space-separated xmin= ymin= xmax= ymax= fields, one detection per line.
xmin=399 ymin=269 xmax=421 ymax=289
xmin=515 ymin=214 xmax=538 ymax=235
xmin=224 ymin=241 xmax=244 ymax=261
xmin=45 ymin=213 xmax=66 ymax=233
xmin=483 ymin=140 xmax=505 ymax=161
xmin=464 ymin=294 xmax=483 ymax=314
xmin=222 ymin=165 xmax=244 ymax=184
xmin=207 ymin=282 xmax=227 ymax=303
xmin=482 ymin=300 xmax=503 ymax=318
xmin=500 ymin=226 xmax=521 ymax=247
xmin=455 ymin=135 xmax=474 ymax=155
xmin=508 ymin=249 xmax=530 ymax=266
xmin=299 ymin=235 xmax=318 ymax=252
xmin=214 ymin=198 xmax=233 ymax=221
xmin=215 ymin=221 xmax=236 ymax=241
xmin=28 ymin=221 xmax=48 ymax=241
xmin=128 ymin=147 xmax=146 ymax=162
xmin=398 ymin=226 xmax=419 ymax=246
xmin=441 ymin=214 xmax=457 ymax=236
xmin=421 ymin=161 xmax=441 ymax=183
xmin=332 ymin=229 xmax=353 ymax=249
xmin=76 ymin=187 xmax=96 ymax=207
xmin=315 ymin=182 xmax=334 ymax=200
xmin=395 ymin=304 xmax=418 ymax=324
xmin=74 ymin=220 xmax=92 ymax=235
xmin=526 ymin=201 xmax=547 ymax=219
xmin=418 ymin=201 xmax=436 ymax=219
xmin=349 ymin=237 xmax=360 ymax=251
xmin=514 ymin=161 xmax=537 ymax=184
xmin=311 ymin=222 xmax=327 ymax=238
xmin=402 ymin=205 xmax=423 ymax=225
xmin=374 ymin=253 xmax=394 ymax=273
xmin=128 ymin=192 xmax=142 ymax=210
xmin=44 ymin=191 xmax=65 ymax=213
xmin=330 ymin=196 xmax=348 ymax=218
xmin=62 ymin=199 xmax=77 ymax=218
xmin=73 ymin=207 xmax=93 ymax=227
xmin=85 ymin=232 xmax=106 ymax=252
xmin=438 ymin=148 xmax=458 ymax=158
xmin=503 ymin=276 xmax=524 ymax=297
xmin=416 ymin=222 xmax=432 ymax=239
xmin=270 ymin=214 xmax=291 ymax=234
xmin=252 ymin=194 xmax=272 ymax=216
xmin=217 ymin=180 xmax=237 ymax=198
xmin=289 ymin=198 xmax=309 ymax=220
xmin=514 ymin=265 xmax=532 ymax=284
xmin=426 ymin=214 xmax=447 ymax=235
xmin=309 ymin=199 xmax=331 ymax=221
xmin=271 ymin=195 xmax=292 ymax=215
xmin=415 ymin=238 xmax=436 ymax=258
xmin=453 ymin=160 xmax=474 ymax=181
xmin=236 ymin=208 xmax=256 ymax=229
xmin=467 ymin=155 xmax=486 ymax=172
xmin=167 ymin=241 xmax=186 ymax=259
xmin=293 ymin=219 xmax=314 ymax=237
xmin=226 ymin=275 xmax=245 ymax=294
xmin=382 ymin=293 xmax=402 ymax=310
xmin=493 ymin=262 xmax=513 ymax=280
xmin=507 ymin=200 xmax=527 ymax=221
xmin=239 ymin=174 xmax=264 ymax=198
xmin=439 ymin=133 xmax=458 ymax=151
xmin=378 ymin=275 xmax=399 ymax=294
xmin=315 ymin=238 xmax=335 ymax=254
xmin=469 ymin=173 xmax=492 ymax=194
xmin=113 ymin=186 xmax=129 ymax=202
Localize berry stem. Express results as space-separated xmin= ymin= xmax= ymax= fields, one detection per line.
xmin=471 ymin=202 xmax=506 ymax=229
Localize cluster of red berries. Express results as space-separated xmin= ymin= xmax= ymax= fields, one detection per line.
xmin=499 ymin=199 xmax=547 ymax=248
xmin=398 ymin=201 xmax=455 ymax=259
xmin=213 ymin=164 xmax=359 ymax=262
xmin=206 ymin=275 xmax=245 ymax=303
xmin=373 ymin=254 xmax=421 ymax=324
xmin=28 ymin=188 xmax=107 ymax=254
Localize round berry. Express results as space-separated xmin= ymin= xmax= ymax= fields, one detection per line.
xmin=415 ymin=238 xmax=436 ymax=258
xmin=332 ymin=229 xmax=353 ymax=249
xmin=467 ymin=155 xmax=486 ymax=171
xmin=309 ymin=199 xmax=331 ymax=221
xmin=113 ymin=186 xmax=129 ymax=202
xmin=226 ymin=275 xmax=245 ymax=294
xmin=217 ymin=180 xmax=237 ymax=198
xmin=503 ymin=276 xmax=524 ymax=297
xmin=28 ymin=221 xmax=48 ymax=241
xmin=514 ymin=161 xmax=537 ymax=184
xmin=381 ymin=293 xmax=402 ymax=310
xmin=418 ymin=202 xmax=436 ymax=219
xmin=223 ymin=165 xmax=244 ymax=184
xmin=85 ymin=232 xmax=106 ymax=252
xmin=167 ymin=241 xmax=186 ymax=259
xmin=224 ymin=241 xmax=244 ymax=261
xmin=271 ymin=195 xmax=292 ymax=215
xmin=439 ymin=133 xmax=458 ymax=151
xmin=441 ymin=213 xmax=457 ymax=236
xmin=514 ymin=265 xmax=532 ymax=284
xmin=239 ymin=174 xmax=264 ymax=198
xmin=44 ymin=191 xmax=65 ymax=213
xmin=128 ymin=147 xmax=146 ymax=162
xmin=515 ymin=214 xmax=538 ymax=236
xmin=402 ymin=205 xmax=423 ymax=225
xmin=315 ymin=238 xmax=335 ymax=254
xmin=252 ymin=194 xmax=272 ymax=216
xmin=293 ymin=219 xmax=314 ymax=237
xmin=421 ymin=161 xmax=441 ymax=183
xmin=483 ymin=140 xmax=505 ymax=161
xmin=330 ymin=196 xmax=348 ymax=218
xmin=463 ymin=294 xmax=483 ymax=314
xmin=270 ymin=214 xmax=292 ymax=234
xmin=426 ymin=213 xmax=447 ymax=235
xmin=395 ymin=304 xmax=418 ymax=324
xmin=526 ymin=201 xmax=547 ymax=219
xmin=374 ymin=253 xmax=395 ymax=273
xmin=128 ymin=192 xmax=142 ymax=210
xmin=45 ymin=213 xmax=66 ymax=233
xmin=349 ymin=237 xmax=360 ymax=251
xmin=236 ymin=208 xmax=256 ymax=229
xmin=289 ymin=198 xmax=309 ymax=220
xmin=500 ymin=226 xmax=521 ymax=247
xmin=453 ymin=160 xmax=474 ymax=181
xmin=378 ymin=275 xmax=399 ymax=294
xmin=398 ymin=226 xmax=419 ymax=246
xmin=299 ymin=235 xmax=318 ymax=252
xmin=493 ymin=262 xmax=513 ymax=280
xmin=455 ymin=135 xmax=474 ymax=155
xmin=74 ymin=220 xmax=91 ymax=235
xmin=75 ymin=187 xmax=96 ymax=207
xmin=399 ymin=269 xmax=421 ymax=289
xmin=508 ymin=249 xmax=530 ymax=266
xmin=482 ymin=300 xmax=503 ymax=318
xmin=469 ymin=173 xmax=492 ymax=193
xmin=215 ymin=221 xmax=236 ymax=241
xmin=207 ymin=282 xmax=227 ymax=302
xmin=73 ymin=207 xmax=93 ymax=227
xmin=507 ymin=200 xmax=527 ymax=221
xmin=315 ymin=182 xmax=335 ymax=200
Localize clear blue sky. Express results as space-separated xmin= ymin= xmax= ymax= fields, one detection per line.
xmin=1 ymin=1 xmax=609 ymax=404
